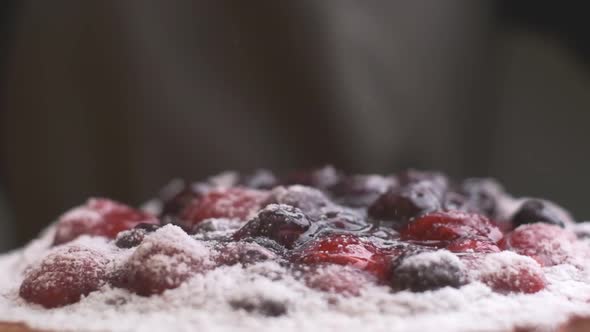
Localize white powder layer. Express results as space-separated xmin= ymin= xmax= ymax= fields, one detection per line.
xmin=2 ymin=224 xmax=590 ymax=332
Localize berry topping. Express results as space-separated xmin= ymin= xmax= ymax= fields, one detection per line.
xmin=292 ymin=234 xmax=389 ymax=280
xmin=330 ymin=174 xmax=395 ymax=207
xmin=115 ymin=224 xmax=161 ymax=249
xmin=239 ymin=169 xmax=278 ymax=190
xmin=114 ymin=225 xmax=211 ymax=296
xmin=475 ymin=252 xmax=546 ymax=294
xmin=215 ymin=241 xmax=278 ymax=266
xmin=19 ymin=246 xmax=109 ymax=308
xmin=233 ymin=204 xmax=311 ymax=249
xmin=180 ymin=188 xmax=268 ymax=227
xmin=283 ymin=165 xmax=341 ymax=190
xmin=318 ymin=209 xmax=367 ymax=231
xmin=368 ymin=182 xmax=442 ymax=225
xmin=445 ymin=237 xmax=500 ymax=253
xmin=460 ymin=178 xmax=505 ymax=217
xmin=390 ymin=251 xmax=466 ymax=292
xmin=401 ymin=210 xmax=503 ymax=243
xmin=229 ymin=298 xmax=287 ymax=317
xmin=303 ymin=264 xmax=377 ymax=296
xmin=54 ymin=198 xmax=159 ymax=245
xmin=397 ymin=169 xmax=449 ymax=190
xmin=511 ymin=199 xmax=573 ymax=228
xmin=264 ymin=185 xmax=332 ymax=217
xmin=499 ymin=223 xmax=577 ymax=266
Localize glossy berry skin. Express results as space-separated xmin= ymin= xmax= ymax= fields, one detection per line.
xmin=390 ymin=251 xmax=466 ymax=292
xmin=499 ymin=223 xmax=577 ymax=266
xmin=19 ymin=246 xmax=109 ymax=308
xmin=54 ymin=198 xmax=159 ymax=245
xmin=401 ymin=210 xmax=503 ymax=243
xmin=292 ymin=234 xmax=389 ymax=281
xmin=511 ymin=199 xmax=571 ymax=228
xmin=180 ymin=188 xmax=268 ymax=227
xmin=233 ymin=204 xmax=311 ymax=249
xmin=368 ymin=182 xmax=442 ymax=226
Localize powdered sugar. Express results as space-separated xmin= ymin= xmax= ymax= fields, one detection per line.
xmin=2 ymin=221 xmax=590 ymax=332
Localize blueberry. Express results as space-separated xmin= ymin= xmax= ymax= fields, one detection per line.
xmin=461 ymin=178 xmax=504 ymax=217
xmin=115 ymin=223 xmax=161 ymax=248
xmin=391 ymin=251 xmax=466 ymax=292
xmin=229 ymin=298 xmax=287 ymax=317
xmin=264 ymin=185 xmax=331 ymax=217
xmin=368 ymin=181 xmax=442 ymax=226
xmin=511 ymin=199 xmax=571 ymax=228
xmin=331 ymin=175 xmax=396 ymax=207
xmin=233 ymin=204 xmax=311 ymax=248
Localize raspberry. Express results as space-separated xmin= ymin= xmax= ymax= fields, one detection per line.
xmin=19 ymin=246 xmax=109 ymax=308
xmin=476 ymin=252 xmax=546 ymax=294
xmin=233 ymin=204 xmax=311 ymax=248
xmin=368 ymin=182 xmax=442 ymax=225
xmin=303 ymin=264 xmax=378 ymax=296
xmin=446 ymin=237 xmax=500 ymax=253
xmin=511 ymin=199 xmax=573 ymax=228
xmin=400 ymin=210 xmax=503 ymax=243
xmin=54 ymin=198 xmax=159 ymax=245
xmin=292 ymin=234 xmax=389 ymax=281
xmin=390 ymin=251 xmax=466 ymax=292
xmin=114 ymin=225 xmax=211 ymax=296
xmin=499 ymin=223 xmax=577 ymax=266
xmin=180 ymin=188 xmax=268 ymax=227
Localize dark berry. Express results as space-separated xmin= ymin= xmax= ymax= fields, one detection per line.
xmin=319 ymin=209 xmax=367 ymax=231
xmin=233 ymin=204 xmax=311 ymax=249
xmin=215 ymin=241 xmax=278 ymax=266
xmin=368 ymin=182 xmax=442 ymax=225
xmin=54 ymin=198 xmax=159 ymax=245
xmin=498 ymin=223 xmax=577 ymax=266
xmin=180 ymin=188 xmax=268 ymax=227
xmin=283 ymin=165 xmax=341 ymax=190
xmin=159 ymin=180 xmax=202 ymax=217
xmin=511 ymin=199 xmax=573 ymax=228
xmin=264 ymin=185 xmax=332 ymax=217
xmin=397 ymin=169 xmax=449 ymax=192
xmin=460 ymin=178 xmax=505 ymax=217
xmin=19 ymin=246 xmax=109 ymax=308
xmin=330 ymin=175 xmax=396 ymax=207
xmin=476 ymin=252 xmax=546 ymax=294
xmin=401 ymin=210 xmax=503 ymax=243
xmin=239 ymin=169 xmax=278 ymax=190
xmin=391 ymin=251 xmax=466 ymax=292
xmin=229 ymin=298 xmax=287 ymax=317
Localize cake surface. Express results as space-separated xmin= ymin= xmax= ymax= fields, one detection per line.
xmin=1 ymin=167 xmax=590 ymax=332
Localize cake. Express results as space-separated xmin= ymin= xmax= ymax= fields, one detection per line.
xmin=1 ymin=167 xmax=590 ymax=332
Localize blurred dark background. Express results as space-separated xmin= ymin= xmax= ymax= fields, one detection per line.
xmin=1 ymin=1 xmax=589 ymax=251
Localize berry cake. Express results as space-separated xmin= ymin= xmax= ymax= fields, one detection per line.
xmin=2 ymin=167 xmax=590 ymax=332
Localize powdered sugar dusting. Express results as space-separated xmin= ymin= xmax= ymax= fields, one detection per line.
xmin=1 ymin=221 xmax=590 ymax=332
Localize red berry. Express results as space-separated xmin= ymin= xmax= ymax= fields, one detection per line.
xmin=303 ymin=264 xmax=377 ymax=296
xmin=180 ymin=188 xmax=268 ymax=227
xmin=292 ymin=234 xmax=390 ymax=281
xmin=498 ymin=223 xmax=577 ymax=266
xmin=446 ymin=237 xmax=500 ymax=253
xmin=19 ymin=246 xmax=109 ymax=308
xmin=476 ymin=252 xmax=546 ymax=294
xmin=54 ymin=198 xmax=159 ymax=245
xmin=400 ymin=210 xmax=503 ymax=243
xmin=114 ymin=225 xmax=211 ymax=296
